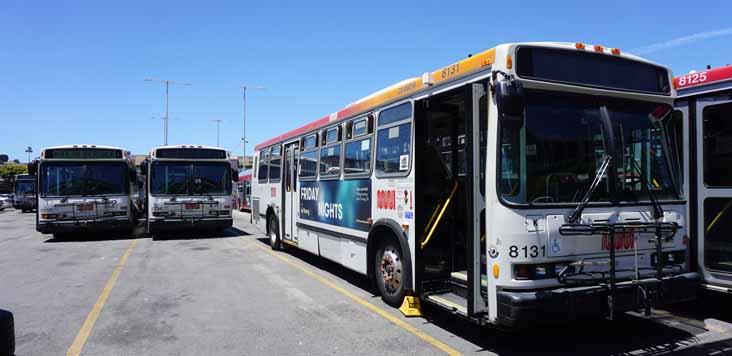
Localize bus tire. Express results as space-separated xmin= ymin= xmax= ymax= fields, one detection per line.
xmin=0 ymin=309 xmax=14 ymax=356
xmin=374 ymin=239 xmax=406 ymax=307
xmin=268 ymin=215 xmax=282 ymax=251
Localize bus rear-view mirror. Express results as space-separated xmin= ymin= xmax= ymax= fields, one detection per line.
xmin=495 ymin=79 xmax=525 ymax=127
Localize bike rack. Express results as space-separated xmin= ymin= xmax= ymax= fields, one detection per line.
xmin=558 ymin=221 xmax=682 ymax=320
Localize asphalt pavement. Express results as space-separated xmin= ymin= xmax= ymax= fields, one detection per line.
xmin=1 ymin=208 xmax=731 ymax=356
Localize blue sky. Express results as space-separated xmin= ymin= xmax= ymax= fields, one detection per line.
xmin=2 ymin=0 xmax=731 ymax=161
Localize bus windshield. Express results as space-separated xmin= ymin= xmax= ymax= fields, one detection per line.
xmin=41 ymin=162 xmax=128 ymax=197
xmin=500 ymin=90 xmax=680 ymax=205
xmin=151 ymin=162 xmax=231 ymax=196
xmin=15 ymin=181 xmax=35 ymax=194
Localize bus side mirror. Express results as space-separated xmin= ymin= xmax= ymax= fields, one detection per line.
xmin=232 ymin=169 xmax=238 ymax=182
xmin=139 ymin=160 xmax=148 ymax=176
xmin=27 ymin=161 xmax=38 ymax=175
xmin=495 ymin=79 xmax=525 ymax=128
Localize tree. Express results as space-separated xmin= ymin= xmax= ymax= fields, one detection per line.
xmin=0 ymin=163 xmax=28 ymax=183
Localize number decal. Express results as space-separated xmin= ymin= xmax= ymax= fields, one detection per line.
xmin=440 ymin=63 xmax=460 ymax=79
xmin=508 ymin=245 xmax=547 ymax=258
xmin=677 ymin=72 xmax=710 ymax=88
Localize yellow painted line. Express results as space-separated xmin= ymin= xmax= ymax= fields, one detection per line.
xmin=243 ymin=237 xmax=463 ymax=356
xmin=66 ymin=239 xmax=138 ymax=356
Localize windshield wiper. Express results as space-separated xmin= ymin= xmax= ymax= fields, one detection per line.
xmin=628 ymin=157 xmax=664 ymax=220
xmin=568 ymin=154 xmax=612 ymax=224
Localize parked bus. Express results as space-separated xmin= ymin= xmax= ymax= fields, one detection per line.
xmin=30 ymin=145 xmax=137 ymax=238
xmin=140 ymin=145 xmax=238 ymax=234
xmin=13 ymin=174 xmax=36 ymax=212
xmin=675 ymin=65 xmax=732 ymax=294
xmin=251 ymin=42 xmax=698 ymax=327
xmin=237 ymin=169 xmax=252 ymax=211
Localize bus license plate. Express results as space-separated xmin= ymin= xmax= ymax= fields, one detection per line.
xmin=185 ymin=203 xmax=200 ymax=209
xmin=78 ymin=203 xmax=94 ymax=212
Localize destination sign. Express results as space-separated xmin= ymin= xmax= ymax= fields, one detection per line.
xmin=45 ymin=148 xmax=123 ymax=159
xmin=156 ymin=148 xmax=226 ymax=159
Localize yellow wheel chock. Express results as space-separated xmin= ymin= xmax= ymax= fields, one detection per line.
xmin=399 ymin=295 xmax=422 ymax=317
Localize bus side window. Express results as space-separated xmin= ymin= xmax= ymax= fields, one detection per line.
xmin=269 ymin=145 xmax=282 ymax=183
xmin=344 ymin=117 xmax=372 ymax=176
xmin=376 ymin=102 xmax=412 ymax=176
xmin=300 ymin=150 xmax=318 ymax=179
xmin=258 ymin=149 xmax=269 ymax=182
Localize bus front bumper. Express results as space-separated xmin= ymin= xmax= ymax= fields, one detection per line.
xmin=495 ymin=272 xmax=700 ymax=329
xmin=36 ymin=217 xmax=133 ymax=234
xmin=148 ymin=217 xmax=232 ymax=233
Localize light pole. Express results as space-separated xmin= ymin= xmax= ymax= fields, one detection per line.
xmin=241 ymin=84 xmax=265 ymax=169
xmin=145 ymin=78 xmax=192 ymax=145
xmin=25 ymin=146 xmax=32 ymax=163
xmin=211 ymin=119 xmax=223 ymax=147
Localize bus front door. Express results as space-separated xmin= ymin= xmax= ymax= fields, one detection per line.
xmin=696 ymin=98 xmax=732 ymax=288
xmin=282 ymin=143 xmax=299 ymax=244
xmin=468 ymin=82 xmax=489 ymax=316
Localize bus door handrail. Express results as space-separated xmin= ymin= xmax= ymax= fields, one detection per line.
xmin=420 ymin=181 xmax=459 ymax=250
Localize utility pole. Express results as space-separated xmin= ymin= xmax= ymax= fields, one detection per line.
xmin=145 ymin=78 xmax=191 ymax=145
xmin=25 ymin=146 xmax=32 ymax=163
xmin=241 ymin=84 xmax=265 ymax=169
xmin=211 ymin=119 xmax=223 ymax=147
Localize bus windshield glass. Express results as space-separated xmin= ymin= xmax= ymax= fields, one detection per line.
xmin=41 ymin=162 xmax=128 ymax=197
xmin=192 ymin=163 xmax=231 ymax=195
xmin=151 ymin=162 xmax=231 ymax=195
xmin=15 ymin=181 xmax=35 ymax=194
xmin=499 ymin=90 xmax=679 ymax=205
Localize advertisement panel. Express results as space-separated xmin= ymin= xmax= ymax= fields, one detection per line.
xmin=299 ymin=179 xmax=371 ymax=232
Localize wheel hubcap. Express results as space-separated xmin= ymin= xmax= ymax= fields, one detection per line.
xmin=379 ymin=248 xmax=402 ymax=295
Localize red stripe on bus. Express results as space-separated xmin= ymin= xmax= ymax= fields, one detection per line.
xmin=675 ymin=65 xmax=732 ymax=90
xmin=254 ymin=115 xmax=330 ymax=150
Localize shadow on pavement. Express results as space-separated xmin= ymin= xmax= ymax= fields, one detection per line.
xmin=43 ymin=232 xmax=138 ymax=243
xmin=419 ymin=302 xmax=705 ymax=355
xmin=152 ymin=227 xmax=249 ymax=241
xmin=250 ymin=235 xmax=375 ymax=294
xmin=241 ymin=234 xmax=720 ymax=356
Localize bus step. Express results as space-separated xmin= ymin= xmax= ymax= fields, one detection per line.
xmin=450 ymin=271 xmax=488 ymax=298
xmin=451 ymin=271 xmax=469 ymax=298
xmin=424 ymin=292 xmax=467 ymax=317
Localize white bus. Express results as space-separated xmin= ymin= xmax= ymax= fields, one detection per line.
xmin=140 ymin=145 xmax=238 ymax=234
xmin=13 ymin=174 xmax=36 ymax=212
xmin=252 ymin=42 xmax=698 ymax=328
xmin=675 ymin=65 xmax=732 ymax=294
xmin=31 ymin=145 xmax=137 ymax=238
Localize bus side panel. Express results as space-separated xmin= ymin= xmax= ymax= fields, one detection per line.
xmin=297 ymin=228 xmax=320 ymax=255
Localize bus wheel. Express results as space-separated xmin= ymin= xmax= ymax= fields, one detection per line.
xmin=268 ymin=216 xmax=282 ymax=251
xmin=375 ymin=239 xmax=405 ymax=307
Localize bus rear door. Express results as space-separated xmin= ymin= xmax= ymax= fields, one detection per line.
xmin=282 ymin=143 xmax=299 ymax=244
xmin=695 ymin=97 xmax=732 ymax=286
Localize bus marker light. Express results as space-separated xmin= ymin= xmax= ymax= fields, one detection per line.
xmin=506 ymin=55 xmax=513 ymax=70
xmin=611 ymin=48 xmax=621 ymax=55
xmin=594 ymin=45 xmax=604 ymax=52
xmin=492 ymin=263 xmax=500 ymax=279
xmin=401 ymin=223 xmax=409 ymax=231
xmin=575 ymin=43 xmax=585 ymax=50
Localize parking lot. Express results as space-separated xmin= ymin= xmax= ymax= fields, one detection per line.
xmin=1 ymin=208 xmax=732 ymax=356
